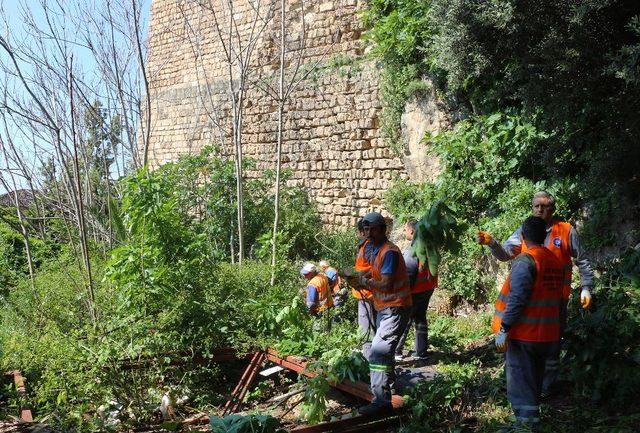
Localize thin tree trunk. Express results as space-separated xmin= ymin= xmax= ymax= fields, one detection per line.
xmin=227 ymin=3 xmax=245 ymax=265
xmin=132 ymin=0 xmax=151 ymax=167
xmin=69 ymin=59 xmax=97 ymax=324
xmin=270 ymin=0 xmax=286 ymax=286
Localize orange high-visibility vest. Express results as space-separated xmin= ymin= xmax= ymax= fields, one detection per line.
xmin=522 ymin=221 xmax=573 ymax=300
xmin=353 ymin=241 xmax=373 ymax=299
xmin=308 ymin=273 xmax=333 ymax=314
xmin=370 ymin=241 xmax=412 ymax=311
xmin=492 ymin=246 xmax=565 ymax=342
xmin=412 ymin=263 xmax=438 ymax=294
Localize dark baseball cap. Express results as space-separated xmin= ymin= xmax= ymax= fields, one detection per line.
xmin=362 ymin=212 xmax=386 ymax=227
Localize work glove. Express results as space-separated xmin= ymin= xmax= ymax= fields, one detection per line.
xmin=495 ymin=328 xmax=508 ymax=352
xmin=476 ymin=230 xmax=493 ymax=245
xmin=580 ymin=288 xmax=592 ymax=309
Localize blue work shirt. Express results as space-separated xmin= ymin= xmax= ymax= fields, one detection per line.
xmin=365 ymin=239 xmax=399 ymax=275
xmin=306 ymin=285 xmax=318 ymax=311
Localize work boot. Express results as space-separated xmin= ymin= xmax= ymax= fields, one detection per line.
xmin=357 ymin=402 xmax=393 ymax=416
xmin=408 ymin=350 xmax=429 ymax=361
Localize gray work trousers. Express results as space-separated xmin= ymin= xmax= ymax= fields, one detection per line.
xmin=396 ymin=291 xmax=433 ymax=357
xmin=357 ymin=298 xmax=377 ymax=341
xmin=366 ymin=306 xmax=410 ymax=406
xmin=542 ymin=302 xmax=567 ymax=394
xmin=506 ymin=339 xmax=560 ymax=427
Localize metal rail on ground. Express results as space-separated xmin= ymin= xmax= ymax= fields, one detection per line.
xmin=4 ymin=370 xmax=33 ymax=423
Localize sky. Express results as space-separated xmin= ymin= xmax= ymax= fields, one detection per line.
xmin=0 ymin=0 xmax=152 ymax=195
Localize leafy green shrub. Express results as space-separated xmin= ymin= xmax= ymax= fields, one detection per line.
xmin=362 ymin=0 xmax=437 ymax=151
xmin=383 ymin=177 xmax=437 ymax=223
xmin=428 ymin=311 xmax=492 ymax=350
xmin=0 ymin=216 xmax=58 ymax=290
xmin=399 ymin=362 xmax=484 ymax=432
xmin=429 ymin=111 xmax=548 ymax=219
xmin=0 ymin=251 xmax=108 ymax=430
xmin=0 ymin=148 xmax=327 ymax=429
xmin=300 ymin=349 xmax=369 ymax=424
xmin=210 ymin=414 xmax=286 ymax=433
xmin=563 ymin=275 xmax=640 ymax=406
xmin=314 ymin=229 xmax=359 ymax=271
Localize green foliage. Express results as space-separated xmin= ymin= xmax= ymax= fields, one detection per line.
xmin=399 ymin=362 xmax=484 ymax=432
xmin=209 ymin=414 xmax=286 ymax=433
xmin=0 ymin=147 xmax=327 ymax=429
xmin=563 ymin=276 xmax=640 ymax=405
xmin=0 ymin=251 xmax=108 ymax=430
xmin=606 ymin=15 xmax=640 ymax=86
xmin=411 ymin=201 xmax=467 ymax=276
xmin=299 ymin=350 xmax=369 ymax=424
xmin=383 ymin=177 xmax=437 ymax=222
xmin=363 ymin=0 xmax=434 ymax=67
xmin=429 ymin=111 xmax=548 ymax=219
xmin=378 ymin=64 xmax=430 ymax=152
xmin=428 ymin=311 xmax=492 ymax=350
xmin=314 ymin=229 xmax=360 ymax=272
xmin=0 ymin=214 xmax=58 ymax=290
xmin=362 ymin=0 xmax=438 ymax=151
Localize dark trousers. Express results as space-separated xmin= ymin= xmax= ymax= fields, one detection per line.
xmin=396 ymin=290 xmax=433 ymax=357
xmin=365 ymin=306 xmax=409 ymax=406
xmin=542 ymin=302 xmax=567 ymax=393
xmin=507 ymin=339 xmax=560 ymax=426
xmin=357 ymin=298 xmax=377 ymax=341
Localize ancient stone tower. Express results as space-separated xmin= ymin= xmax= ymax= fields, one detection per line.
xmin=146 ymin=0 xmax=445 ymax=227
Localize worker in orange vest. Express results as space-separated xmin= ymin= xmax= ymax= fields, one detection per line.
xmin=492 ymin=216 xmax=565 ymax=432
xmin=353 ymin=218 xmax=376 ymax=340
xmin=477 ymin=190 xmax=594 ymax=397
xmin=300 ymin=262 xmax=333 ymax=316
xmin=355 ymin=212 xmax=412 ymax=416
xmin=396 ymin=219 xmax=438 ymax=360
xmin=319 ymin=260 xmax=346 ymax=307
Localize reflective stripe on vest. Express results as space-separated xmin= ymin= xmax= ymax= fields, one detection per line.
xmin=353 ymin=240 xmax=373 ymax=299
xmin=522 ymin=221 xmax=573 ymax=300
xmin=370 ymin=241 xmax=412 ymax=311
xmin=309 ymin=273 xmax=333 ymax=314
xmin=491 ymin=246 xmax=564 ymax=342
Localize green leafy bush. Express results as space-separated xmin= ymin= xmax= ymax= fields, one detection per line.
xmin=0 ymin=148 xmax=328 ymax=429
xmin=399 ymin=362 xmax=485 ymax=432
xmin=563 ymin=275 xmax=640 ymax=405
xmin=209 ymin=414 xmax=286 ymax=433
xmin=412 ymin=201 xmax=467 ymax=276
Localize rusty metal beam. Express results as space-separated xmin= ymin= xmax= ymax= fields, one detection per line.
xmin=265 ymin=349 xmax=403 ymax=409
xmin=9 ymin=370 xmax=33 ymax=422
xmin=223 ymin=351 xmax=267 ymax=415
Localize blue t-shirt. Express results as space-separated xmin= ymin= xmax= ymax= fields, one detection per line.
xmin=306 ymin=285 xmax=318 ymax=310
xmin=365 ymin=240 xmax=399 ymax=275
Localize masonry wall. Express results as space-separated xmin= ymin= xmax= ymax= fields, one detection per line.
xmin=146 ymin=0 xmax=408 ymax=227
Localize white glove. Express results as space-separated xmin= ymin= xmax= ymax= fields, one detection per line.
xmin=495 ymin=328 xmax=507 ymax=352
xmin=580 ymin=288 xmax=591 ymax=309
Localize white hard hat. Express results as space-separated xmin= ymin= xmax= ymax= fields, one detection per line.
xmin=300 ymin=262 xmax=317 ymax=276
xmin=318 ymin=260 xmax=330 ymax=269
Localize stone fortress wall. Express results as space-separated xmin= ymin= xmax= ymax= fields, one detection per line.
xmin=146 ymin=0 xmax=446 ymax=227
